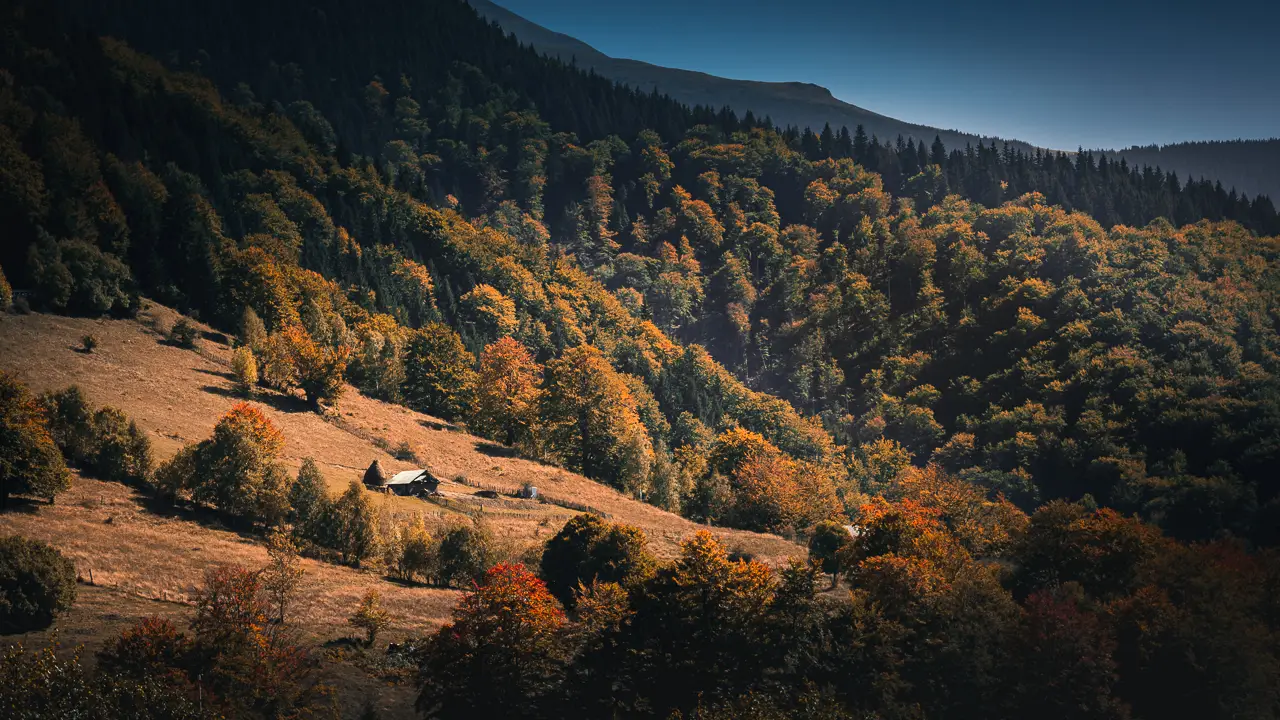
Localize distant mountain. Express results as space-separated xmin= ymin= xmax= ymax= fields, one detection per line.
xmin=1100 ymin=140 xmax=1280 ymax=201
xmin=471 ymin=0 xmax=1280 ymax=202
xmin=466 ymin=0 xmax=1030 ymax=155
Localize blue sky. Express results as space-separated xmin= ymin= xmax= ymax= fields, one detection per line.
xmin=490 ymin=0 xmax=1280 ymax=150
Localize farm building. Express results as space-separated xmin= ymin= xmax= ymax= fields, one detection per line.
xmin=363 ymin=460 xmax=440 ymax=496
xmin=384 ymin=468 xmax=441 ymax=497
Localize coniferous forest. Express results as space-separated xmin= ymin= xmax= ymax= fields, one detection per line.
xmin=2 ymin=1 xmax=1280 ymax=718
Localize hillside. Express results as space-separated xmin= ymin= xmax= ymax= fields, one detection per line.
xmin=0 ymin=305 xmax=799 ymax=715
xmin=469 ymin=0 xmax=1280 ymax=203
xmin=0 ymin=306 xmax=799 ymax=563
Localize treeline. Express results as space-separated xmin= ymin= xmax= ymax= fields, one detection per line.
xmin=786 ymin=124 xmax=1280 ymax=236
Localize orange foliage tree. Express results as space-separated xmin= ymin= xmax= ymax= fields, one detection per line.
xmin=417 ymin=563 xmax=566 ymax=719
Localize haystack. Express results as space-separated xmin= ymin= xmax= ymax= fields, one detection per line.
xmin=362 ymin=459 xmax=389 ymax=489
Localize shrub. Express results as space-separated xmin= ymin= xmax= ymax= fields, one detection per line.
xmin=97 ymin=616 xmax=194 ymax=678
xmin=436 ymin=522 xmax=494 ymax=588
xmin=0 ymin=535 xmax=77 ymax=633
xmin=168 ymin=318 xmax=199 ymax=349
xmin=348 ymin=589 xmax=390 ymax=646
xmin=80 ymin=334 xmax=98 ymax=353
xmin=2 ymin=374 xmax=72 ymax=507
xmin=392 ymin=441 xmax=417 ymax=462
xmin=2 ymin=641 xmax=207 ymax=719
xmin=231 ymin=346 xmax=258 ymax=395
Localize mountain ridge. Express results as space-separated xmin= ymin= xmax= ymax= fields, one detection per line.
xmin=470 ymin=0 xmax=1280 ymax=200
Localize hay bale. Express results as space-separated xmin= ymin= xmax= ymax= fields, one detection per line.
xmin=363 ymin=459 xmax=389 ymax=488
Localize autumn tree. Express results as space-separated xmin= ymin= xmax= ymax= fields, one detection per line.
xmin=260 ymin=326 xmax=349 ymax=409
xmin=402 ymin=322 xmax=477 ymax=421
xmin=539 ymin=345 xmax=653 ymax=492
xmin=160 ymin=403 xmax=291 ymax=525
xmin=231 ymin=346 xmax=258 ymax=395
xmin=348 ymin=589 xmax=390 ymax=646
xmin=470 ymin=337 xmax=541 ymax=447
xmin=0 ymin=372 xmax=71 ymax=507
xmin=417 ymin=563 xmax=566 ymax=719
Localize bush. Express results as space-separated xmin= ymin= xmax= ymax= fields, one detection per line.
xmin=168 ymin=318 xmax=199 ymax=349
xmin=80 ymin=334 xmax=98 ymax=353
xmin=2 ymin=641 xmax=208 ymax=719
xmin=436 ymin=522 xmax=494 ymax=588
xmin=0 ymin=535 xmax=77 ymax=633
xmin=231 ymin=346 xmax=258 ymax=395
xmin=2 ymin=374 xmax=72 ymax=507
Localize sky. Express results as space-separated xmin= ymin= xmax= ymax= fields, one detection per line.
xmin=490 ymin=0 xmax=1280 ymax=150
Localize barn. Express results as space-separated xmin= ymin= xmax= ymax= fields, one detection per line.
xmin=384 ymin=468 xmax=441 ymax=497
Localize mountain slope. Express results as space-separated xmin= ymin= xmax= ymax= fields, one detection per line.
xmin=470 ymin=0 xmax=1280 ymax=201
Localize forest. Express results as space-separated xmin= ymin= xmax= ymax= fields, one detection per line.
xmin=2 ymin=0 xmax=1280 ymax=717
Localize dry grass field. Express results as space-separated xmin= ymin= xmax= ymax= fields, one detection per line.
xmin=0 ymin=304 xmax=804 ymax=715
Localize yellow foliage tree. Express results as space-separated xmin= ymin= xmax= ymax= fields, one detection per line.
xmin=540 ymin=345 xmax=653 ymax=492
xmin=470 ymin=337 xmax=541 ymax=447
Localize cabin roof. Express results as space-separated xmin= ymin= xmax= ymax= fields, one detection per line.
xmin=386 ymin=469 xmax=438 ymax=486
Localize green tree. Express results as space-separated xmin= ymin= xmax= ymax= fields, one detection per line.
xmin=90 ymin=407 xmax=153 ymax=484
xmin=330 ymin=481 xmax=377 ymax=566
xmin=402 ymin=322 xmax=477 ymax=421
xmin=807 ymin=520 xmax=852 ymax=586
xmin=437 ymin=522 xmax=494 ymax=588
xmin=0 ymin=535 xmax=77 ymax=633
xmin=1 ymin=373 xmax=72 ymax=507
